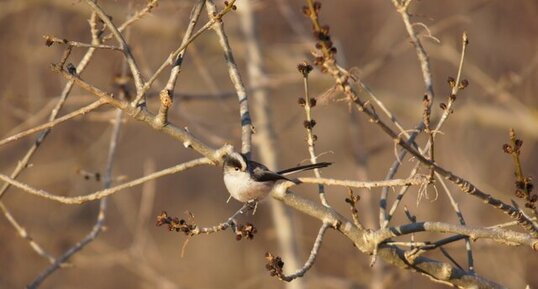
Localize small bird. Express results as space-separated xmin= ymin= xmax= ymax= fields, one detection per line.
xmin=223 ymin=152 xmax=331 ymax=203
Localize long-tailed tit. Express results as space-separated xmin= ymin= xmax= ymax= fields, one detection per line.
xmin=223 ymin=152 xmax=331 ymax=203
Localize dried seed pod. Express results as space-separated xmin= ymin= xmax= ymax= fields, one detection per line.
xmin=459 ymin=79 xmax=469 ymax=89
xmin=502 ymin=144 xmax=513 ymax=154
xmin=448 ymin=76 xmax=456 ymax=88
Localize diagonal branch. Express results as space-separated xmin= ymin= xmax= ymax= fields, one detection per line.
xmin=0 ymin=100 xmax=106 ymax=146
xmin=0 ymin=158 xmax=211 ymax=205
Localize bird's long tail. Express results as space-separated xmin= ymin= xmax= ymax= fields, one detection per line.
xmin=277 ymin=162 xmax=331 ymax=176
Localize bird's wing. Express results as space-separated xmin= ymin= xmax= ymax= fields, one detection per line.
xmin=251 ymin=165 xmax=291 ymax=182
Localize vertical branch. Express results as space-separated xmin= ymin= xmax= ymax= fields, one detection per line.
xmin=238 ymin=2 xmax=304 ymax=288
xmin=163 ymin=0 xmax=206 ymax=96
xmin=379 ymin=0 xmax=437 ymax=225
xmin=27 ymin=109 xmax=123 ymax=289
xmin=205 ymin=0 xmax=252 ymax=157
xmin=298 ymin=63 xmax=329 ymax=207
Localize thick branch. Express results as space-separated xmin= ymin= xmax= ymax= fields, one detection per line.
xmin=374 ymin=222 xmax=538 ymax=250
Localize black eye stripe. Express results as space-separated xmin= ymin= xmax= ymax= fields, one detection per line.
xmin=224 ymin=156 xmax=244 ymax=171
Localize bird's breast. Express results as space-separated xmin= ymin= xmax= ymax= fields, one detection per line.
xmin=224 ymin=173 xmax=273 ymax=202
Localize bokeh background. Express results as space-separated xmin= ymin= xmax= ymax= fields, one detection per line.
xmin=1 ymin=0 xmax=537 ymax=288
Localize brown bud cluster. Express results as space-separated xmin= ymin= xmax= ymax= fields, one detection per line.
xmin=44 ymin=35 xmax=54 ymax=47
xmin=300 ymin=1 xmax=337 ymax=72
xmin=303 ymin=119 xmax=317 ymax=129
xmin=297 ymin=62 xmax=313 ymax=77
xmin=298 ymin=97 xmax=317 ymax=108
xmin=224 ymin=1 xmax=237 ymax=11
xmin=503 ymin=129 xmax=537 ymax=210
xmin=156 ymin=211 xmax=196 ymax=235
xmin=265 ymin=252 xmax=285 ymax=278
xmin=459 ymin=79 xmax=469 ymax=89
xmin=235 ymin=223 xmax=257 ymax=240
xmin=448 ymin=76 xmax=456 ymax=88
xmin=345 ymin=188 xmax=360 ymax=214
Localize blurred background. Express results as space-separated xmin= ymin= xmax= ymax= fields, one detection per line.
xmin=1 ymin=0 xmax=537 ymax=288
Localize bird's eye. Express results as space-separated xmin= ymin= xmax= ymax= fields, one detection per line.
xmin=234 ymin=167 xmax=240 ymax=171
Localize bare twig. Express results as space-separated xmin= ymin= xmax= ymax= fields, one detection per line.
xmin=298 ymin=63 xmax=329 ymax=207
xmin=0 ymin=158 xmax=212 ymax=205
xmin=27 ymin=107 xmax=123 ymax=289
xmin=156 ymin=203 xmax=254 ymax=237
xmin=380 ymin=0 xmax=437 ymax=226
xmin=135 ymin=0 xmax=238 ymax=106
xmin=43 ymin=35 xmax=122 ymax=51
xmin=84 ymin=0 xmax=144 ymax=94
xmin=52 ymin=66 xmax=230 ymax=161
xmin=436 ymin=173 xmax=475 ymax=273
xmin=381 ymin=32 xmax=470 ymax=228
xmin=0 ymin=100 xmax=106 ymax=146
xmin=266 ymin=222 xmax=331 ymax=282
xmin=205 ymin=0 xmax=251 ymax=157
xmin=0 ymin=203 xmax=59 ymax=265
xmin=296 ymin=176 xmax=426 ymax=189
xmin=163 ymin=0 xmax=205 ymax=96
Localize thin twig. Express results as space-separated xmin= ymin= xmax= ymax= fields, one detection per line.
xmin=0 ymin=202 xmax=60 ymax=265
xmin=205 ymin=0 xmax=251 ymax=156
xmin=27 ymin=108 xmax=123 ymax=289
xmin=190 ymin=203 xmax=254 ymax=235
xmin=163 ymin=0 xmax=205 ymax=95
xmin=52 ymin=65 xmax=231 ymax=161
xmin=299 ymin=64 xmax=329 ymax=207
xmin=134 ymin=0 xmax=238 ymax=106
xmin=380 ymin=0 xmax=437 ymax=226
xmin=381 ymin=32 xmax=470 ymax=228
xmin=0 ymin=158 xmax=212 ymax=205
xmin=84 ymin=0 xmax=144 ymax=94
xmin=44 ymin=35 xmax=122 ymax=51
xmin=296 ymin=176 xmax=426 ymax=189
xmin=270 ymin=222 xmax=331 ymax=282
xmin=0 ymin=100 xmax=106 ymax=146
xmin=436 ymin=172 xmax=474 ymax=273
